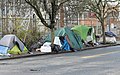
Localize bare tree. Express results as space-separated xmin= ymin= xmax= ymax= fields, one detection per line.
xmin=86 ymin=0 xmax=120 ymax=44
xmin=64 ymin=0 xmax=87 ymax=25
xmin=25 ymin=0 xmax=69 ymax=49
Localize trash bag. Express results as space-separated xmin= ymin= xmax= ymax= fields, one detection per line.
xmin=51 ymin=44 xmax=62 ymax=53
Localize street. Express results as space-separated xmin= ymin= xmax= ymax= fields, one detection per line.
xmin=0 ymin=46 xmax=120 ymax=75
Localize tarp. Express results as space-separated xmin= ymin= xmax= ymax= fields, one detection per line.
xmin=0 ymin=46 xmax=8 ymax=54
xmin=60 ymin=37 xmax=70 ymax=51
xmin=45 ymin=27 xmax=83 ymax=49
xmin=105 ymin=31 xmax=117 ymax=37
xmin=0 ymin=34 xmax=28 ymax=55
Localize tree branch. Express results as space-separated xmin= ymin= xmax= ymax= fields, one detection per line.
xmin=43 ymin=0 xmax=51 ymax=17
xmin=58 ymin=0 xmax=70 ymax=10
xmin=25 ymin=0 xmax=50 ymax=28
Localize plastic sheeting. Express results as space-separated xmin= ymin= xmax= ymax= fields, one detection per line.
xmin=99 ymin=36 xmax=116 ymax=44
xmin=40 ymin=42 xmax=51 ymax=52
xmin=0 ymin=46 xmax=8 ymax=54
xmin=54 ymin=37 xmax=62 ymax=47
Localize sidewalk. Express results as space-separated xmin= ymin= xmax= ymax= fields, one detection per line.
xmin=116 ymin=41 xmax=120 ymax=44
xmin=0 ymin=40 xmax=120 ymax=60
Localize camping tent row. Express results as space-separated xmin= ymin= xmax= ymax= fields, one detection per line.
xmin=45 ymin=25 xmax=95 ymax=52
xmin=0 ymin=35 xmax=28 ymax=55
xmin=0 ymin=25 xmax=94 ymax=54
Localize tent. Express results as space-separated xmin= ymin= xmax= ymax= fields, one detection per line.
xmin=45 ymin=27 xmax=83 ymax=50
xmin=71 ymin=25 xmax=95 ymax=43
xmin=71 ymin=25 xmax=90 ymax=41
xmin=0 ymin=34 xmax=28 ymax=55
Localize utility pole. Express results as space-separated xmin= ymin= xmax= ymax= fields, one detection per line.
xmin=78 ymin=13 xmax=80 ymax=25
xmin=1 ymin=0 xmax=3 ymax=36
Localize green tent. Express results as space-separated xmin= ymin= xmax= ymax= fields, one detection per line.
xmin=8 ymin=45 xmax=28 ymax=54
xmin=0 ymin=34 xmax=28 ymax=55
xmin=71 ymin=25 xmax=91 ymax=41
xmin=45 ymin=27 xmax=83 ymax=49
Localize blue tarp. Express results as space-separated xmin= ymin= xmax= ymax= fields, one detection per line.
xmin=0 ymin=46 xmax=8 ymax=54
xmin=60 ymin=38 xmax=70 ymax=51
xmin=105 ymin=31 xmax=117 ymax=37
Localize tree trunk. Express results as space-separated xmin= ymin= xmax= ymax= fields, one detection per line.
xmin=101 ymin=20 xmax=106 ymax=44
xmin=51 ymin=28 xmax=55 ymax=52
xmin=60 ymin=4 xmax=64 ymax=27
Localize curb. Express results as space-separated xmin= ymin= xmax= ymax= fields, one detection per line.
xmin=81 ymin=44 xmax=120 ymax=51
xmin=0 ymin=44 xmax=120 ymax=60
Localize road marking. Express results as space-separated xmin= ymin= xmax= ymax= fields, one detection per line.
xmin=81 ymin=51 xmax=120 ymax=59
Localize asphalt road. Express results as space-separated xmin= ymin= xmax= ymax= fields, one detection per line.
xmin=0 ymin=46 xmax=120 ymax=75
